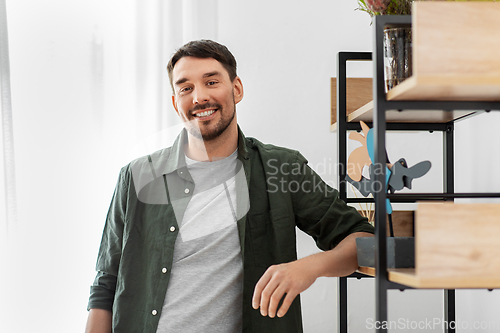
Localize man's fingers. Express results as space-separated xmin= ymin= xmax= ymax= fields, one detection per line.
xmin=277 ymin=292 xmax=297 ymax=317
xmin=253 ymin=259 xmax=320 ymax=318
xmin=253 ymin=263 xmax=308 ymax=318
xmin=267 ymin=285 xmax=287 ymax=318
xmin=258 ymin=274 xmax=281 ymax=316
xmin=252 ymin=268 xmax=272 ymax=310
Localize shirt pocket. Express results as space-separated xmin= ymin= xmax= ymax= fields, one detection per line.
xmin=248 ymin=207 xmax=296 ymax=268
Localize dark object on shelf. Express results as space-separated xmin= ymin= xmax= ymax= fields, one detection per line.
xmin=389 ymin=158 xmax=431 ymax=191
xmin=356 ymin=236 xmax=415 ymax=268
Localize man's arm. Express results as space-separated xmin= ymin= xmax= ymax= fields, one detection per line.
xmin=252 ymin=231 xmax=373 ymax=318
xmin=85 ymin=309 xmax=112 ymax=333
xmin=86 ymin=169 xmax=128 ymax=332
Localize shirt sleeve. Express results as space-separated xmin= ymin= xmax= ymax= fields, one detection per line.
xmin=289 ymin=152 xmax=374 ymax=251
xmin=87 ymin=167 xmax=128 ymax=311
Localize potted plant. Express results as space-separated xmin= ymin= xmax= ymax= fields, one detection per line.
xmin=357 ymin=0 xmax=413 ymax=17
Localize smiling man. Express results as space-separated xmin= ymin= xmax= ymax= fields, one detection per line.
xmin=86 ymin=40 xmax=374 ymax=333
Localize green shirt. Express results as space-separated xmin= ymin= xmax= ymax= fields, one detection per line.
xmin=88 ymin=127 xmax=374 ymax=332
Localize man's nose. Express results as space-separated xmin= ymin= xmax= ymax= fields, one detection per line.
xmin=193 ymin=86 xmax=209 ymax=104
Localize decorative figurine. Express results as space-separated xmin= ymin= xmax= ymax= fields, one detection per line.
xmin=346 ymin=121 xmax=431 ymax=235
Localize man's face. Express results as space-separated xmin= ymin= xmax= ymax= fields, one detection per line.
xmin=171 ymin=56 xmax=243 ymax=141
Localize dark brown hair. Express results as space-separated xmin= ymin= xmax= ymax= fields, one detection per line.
xmin=167 ymin=40 xmax=237 ymax=92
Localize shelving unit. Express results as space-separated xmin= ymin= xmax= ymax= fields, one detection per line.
xmin=335 ymin=8 xmax=500 ymax=333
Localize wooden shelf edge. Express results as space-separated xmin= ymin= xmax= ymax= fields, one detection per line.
xmin=386 ymin=76 xmax=418 ymax=101
xmin=341 ymin=99 xmax=478 ymax=124
xmin=358 ymin=266 xmax=375 ymax=276
xmin=347 ymin=101 xmax=374 ymax=123
xmin=387 ymin=75 xmax=500 ymax=102
xmin=330 ymin=79 xmax=490 ymax=128
xmin=357 ymin=266 xmax=500 ymax=289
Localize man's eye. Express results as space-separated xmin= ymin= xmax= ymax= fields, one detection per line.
xmin=180 ymin=87 xmax=192 ymax=93
xmin=207 ymin=81 xmax=217 ymax=86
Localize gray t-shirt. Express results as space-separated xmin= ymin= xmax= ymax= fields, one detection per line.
xmin=156 ymin=150 xmax=243 ymax=333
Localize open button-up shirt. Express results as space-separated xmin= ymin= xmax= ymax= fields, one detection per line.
xmin=87 ymin=127 xmax=374 ymax=332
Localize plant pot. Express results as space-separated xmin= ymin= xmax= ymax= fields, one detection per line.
xmin=356 ymin=236 xmax=415 ymax=268
xmin=384 ymin=27 xmax=412 ymax=92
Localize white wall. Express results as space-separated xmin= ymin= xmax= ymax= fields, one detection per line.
xmin=1 ymin=0 xmax=499 ymax=332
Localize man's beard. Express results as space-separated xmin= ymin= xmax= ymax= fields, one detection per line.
xmin=187 ymin=101 xmax=236 ymax=142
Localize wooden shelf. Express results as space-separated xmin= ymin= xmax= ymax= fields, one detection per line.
xmin=387 ymin=1 xmax=500 ymax=103
xmin=330 ymin=78 xmax=373 ymax=131
xmin=387 ymin=76 xmax=500 ymax=102
xmin=330 ymin=100 xmax=476 ymax=131
xmin=357 ymin=203 xmax=500 ymax=290
xmin=346 ymin=101 xmax=476 ymax=124
xmin=358 ymin=266 xmax=500 ymax=289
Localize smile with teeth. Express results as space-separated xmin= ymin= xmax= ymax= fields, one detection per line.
xmin=194 ymin=109 xmax=216 ymax=117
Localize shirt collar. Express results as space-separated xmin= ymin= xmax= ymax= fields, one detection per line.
xmin=237 ymin=125 xmax=250 ymax=161
xmin=162 ymin=125 xmax=249 ymax=176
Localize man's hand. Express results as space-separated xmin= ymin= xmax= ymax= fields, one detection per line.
xmin=252 ymin=231 xmax=373 ymax=318
xmin=252 ymin=259 xmax=318 ymax=318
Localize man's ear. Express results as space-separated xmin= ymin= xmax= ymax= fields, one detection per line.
xmin=233 ymin=76 xmax=244 ymax=104
xmin=172 ymin=95 xmax=180 ymax=116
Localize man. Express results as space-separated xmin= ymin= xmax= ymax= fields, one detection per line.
xmin=86 ymin=39 xmax=374 ymax=333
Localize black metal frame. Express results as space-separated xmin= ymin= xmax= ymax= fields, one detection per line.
xmin=336 ymin=15 xmax=500 ymax=333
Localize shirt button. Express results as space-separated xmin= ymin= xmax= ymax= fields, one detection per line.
xmin=152 ymin=310 xmax=157 ymax=316
xmin=170 ymin=226 xmax=176 ymax=232
xmin=162 ymin=267 xmax=167 ymax=273
xmin=184 ymin=188 xmax=190 ymax=194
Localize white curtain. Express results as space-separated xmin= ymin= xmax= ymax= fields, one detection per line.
xmin=0 ymin=0 xmax=15 ymax=236
xmin=0 ymin=0 xmax=217 ymax=331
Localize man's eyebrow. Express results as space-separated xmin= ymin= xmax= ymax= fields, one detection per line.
xmin=174 ymin=71 xmax=221 ymax=87
xmin=203 ymin=71 xmax=221 ymax=78
xmin=174 ymin=77 xmax=188 ymax=86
